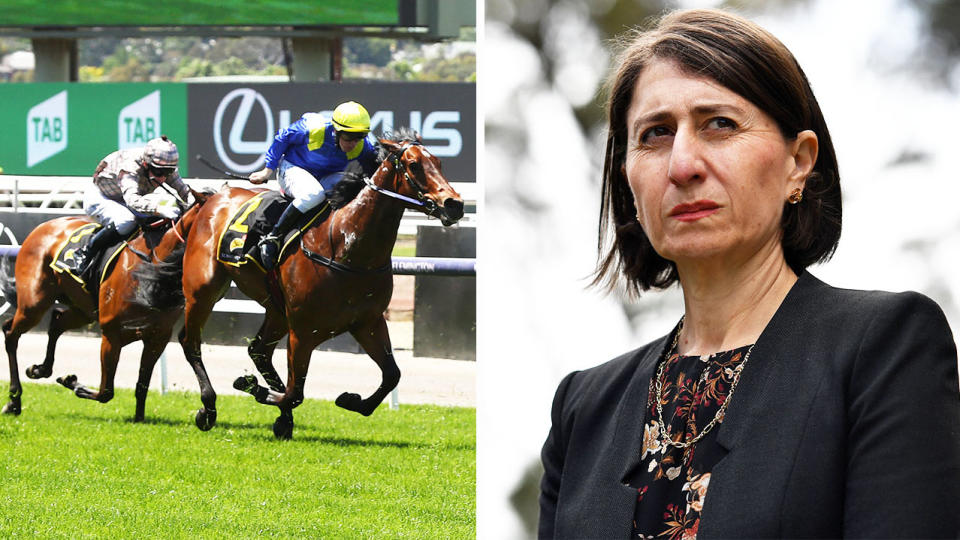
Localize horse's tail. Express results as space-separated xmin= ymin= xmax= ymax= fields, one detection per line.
xmin=0 ymin=255 xmax=16 ymax=308
xmin=128 ymin=242 xmax=185 ymax=311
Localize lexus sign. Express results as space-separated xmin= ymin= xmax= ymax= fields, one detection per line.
xmin=188 ymin=82 xmax=476 ymax=181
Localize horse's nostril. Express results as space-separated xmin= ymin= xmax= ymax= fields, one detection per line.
xmin=444 ymin=198 xmax=465 ymax=220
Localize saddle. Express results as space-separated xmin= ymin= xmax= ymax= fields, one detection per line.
xmin=217 ymin=191 xmax=331 ymax=272
xmin=50 ymin=223 xmax=130 ymax=292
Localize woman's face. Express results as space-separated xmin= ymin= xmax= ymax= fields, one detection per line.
xmin=624 ymin=59 xmax=816 ymax=270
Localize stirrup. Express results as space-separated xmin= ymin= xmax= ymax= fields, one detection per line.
xmin=259 ymin=234 xmax=281 ymax=270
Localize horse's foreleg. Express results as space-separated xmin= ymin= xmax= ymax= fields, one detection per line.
xmin=179 ymin=268 xmax=229 ymax=431
xmin=56 ymin=334 xmax=119 ymax=403
xmin=179 ymin=307 xmax=219 ymax=432
xmin=178 ymin=327 xmax=218 ymax=431
xmin=339 ymin=316 xmax=399 ymax=417
xmin=246 ymin=308 xmax=288 ymax=393
xmin=133 ymin=336 xmax=166 ymax=422
xmin=252 ymin=331 xmax=313 ymax=439
xmin=27 ymin=305 xmax=91 ymax=380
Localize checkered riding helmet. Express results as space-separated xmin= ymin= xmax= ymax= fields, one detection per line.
xmin=331 ymin=101 xmax=371 ymax=133
xmin=143 ymin=135 xmax=179 ymax=169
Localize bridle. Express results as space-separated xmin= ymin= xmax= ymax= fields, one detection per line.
xmin=301 ymin=141 xmax=445 ymax=274
xmin=363 ymin=141 xmax=440 ymax=216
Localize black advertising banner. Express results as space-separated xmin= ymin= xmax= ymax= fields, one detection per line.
xmin=187 ymin=82 xmax=476 ymax=181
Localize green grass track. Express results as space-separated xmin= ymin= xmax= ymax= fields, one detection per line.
xmin=0 ymin=383 xmax=475 ymax=538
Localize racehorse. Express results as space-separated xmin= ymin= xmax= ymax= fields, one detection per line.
xmin=1 ymin=190 xmax=215 ymax=425
xmin=177 ymin=129 xmax=464 ymax=438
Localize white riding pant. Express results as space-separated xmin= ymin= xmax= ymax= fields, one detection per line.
xmin=83 ymin=187 xmax=137 ymax=235
xmin=278 ymin=160 xmax=343 ymax=212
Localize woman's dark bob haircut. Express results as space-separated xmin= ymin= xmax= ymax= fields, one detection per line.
xmin=594 ymin=9 xmax=842 ymax=295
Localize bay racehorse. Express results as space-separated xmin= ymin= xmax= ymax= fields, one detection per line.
xmin=178 ymin=129 xmax=464 ymax=438
xmin=1 ymin=190 xmax=215 ymax=425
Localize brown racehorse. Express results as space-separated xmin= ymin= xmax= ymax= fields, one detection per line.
xmin=178 ymin=129 xmax=464 ymax=438
xmin=1 ymin=190 xmax=215 ymax=426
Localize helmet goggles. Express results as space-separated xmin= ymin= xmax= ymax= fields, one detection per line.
xmin=338 ymin=130 xmax=367 ymax=143
xmin=146 ymin=163 xmax=175 ymax=179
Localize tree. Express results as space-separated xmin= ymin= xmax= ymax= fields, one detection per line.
xmin=345 ymin=37 xmax=393 ymax=66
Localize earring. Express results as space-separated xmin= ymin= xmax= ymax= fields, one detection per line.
xmin=787 ymin=188 xmax=803 ymax=204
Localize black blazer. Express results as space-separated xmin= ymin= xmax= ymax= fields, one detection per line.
xmin=539 ymin=272 xmax=960 ymax=538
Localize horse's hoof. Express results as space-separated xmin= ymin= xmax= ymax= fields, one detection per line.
xmin=0 ymin=400 xmax=20 ymax=416
xmin=1 ymin=401 xmax=20 ymax=415
xmin=133 ymin=414 xmax=144 ymax=423
xmin=232 ymin=375 xmax=258 ymax=394
xmin=195 ymin=408 xmax=217 ymax=431
xmin=272 ymin=415 xmax=293 ymax=440
xmin=335 ymin=392 xmax=374 ymax=416
xmin=25 ymin=365 xmax=50 ymax=379
xmin=56 ymin=374 xmax=77 ymax=389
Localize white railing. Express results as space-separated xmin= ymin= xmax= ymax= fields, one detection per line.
xmin=0 ymin=176 xmax=478 ymax=235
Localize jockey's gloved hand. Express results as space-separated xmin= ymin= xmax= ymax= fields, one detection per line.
xmin=185 ymin=191 xmax=196 ymax=207
xmin=156 ymin=205 xmax=181 ymax=220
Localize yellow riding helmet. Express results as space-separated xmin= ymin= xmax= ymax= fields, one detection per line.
xmin=331 ymin=101 xmax=371 ymax=133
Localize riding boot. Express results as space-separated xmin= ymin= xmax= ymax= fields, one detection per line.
xmin=258 ymin=204 xmax=304 ymax=271
xmin=75 ymin=224 xmax=122 ymax=278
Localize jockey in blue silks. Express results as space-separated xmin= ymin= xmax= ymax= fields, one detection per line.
xmin=249 ymin=101 xmax=379 ymax=270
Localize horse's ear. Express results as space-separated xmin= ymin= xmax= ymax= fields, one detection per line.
xmin=190 ymin=187 xmax=212 ymax=204
xmin=378 ymin=139 xmax=401 ymax=154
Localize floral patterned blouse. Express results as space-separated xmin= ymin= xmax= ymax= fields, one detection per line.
xmin=627 ymin=344 xmax=753 ymax=539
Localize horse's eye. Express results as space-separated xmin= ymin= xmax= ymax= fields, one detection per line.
xmin=408 ymin=162 xmax=422 ymax=174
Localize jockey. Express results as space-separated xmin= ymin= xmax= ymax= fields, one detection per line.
xmin=249 ymin=100 xmax=380 ymax=270
xmin=75 ymin=135 xmax=193 ymax=276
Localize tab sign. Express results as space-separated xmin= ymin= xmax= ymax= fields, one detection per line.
xmin=27 ymin=90 xmax=68 ymax=167
xmin=119 ymin=90 xmax=161 ymax=149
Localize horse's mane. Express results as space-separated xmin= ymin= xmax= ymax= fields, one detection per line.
xmin=325 ymin=127 xmax=422 ymax=210
xmin=128 ymin=242 xmax=186 ymax=311
xmin=376 ymin=127 xmax=421 ymax=162
xmin=326 ymin=161 xmax=369 ymax=210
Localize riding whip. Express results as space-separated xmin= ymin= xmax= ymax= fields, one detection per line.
xmin=196 ymin=154 xmax=251 ymax=180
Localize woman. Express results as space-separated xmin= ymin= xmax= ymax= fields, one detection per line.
xmin=539 ymin=9 xmax=960 ymax=539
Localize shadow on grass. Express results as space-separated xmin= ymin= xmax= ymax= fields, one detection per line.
xmin=122 ymin=416 xmax=275 ymax=429
xmin=280 ymin=433 xmax=475 ymax=451
xmin=42 ymin=404 xmax=475 ymax=451
xmin=228 ymin=428 xmax=476 ymax=451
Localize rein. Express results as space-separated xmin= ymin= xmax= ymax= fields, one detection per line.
xmin=169 ymin=219 xmax=185 ymax=243
xmin=363 ymin=176 xmax=426 ymax=207
xmin=125 ymin=194 xmax=193 ymax=261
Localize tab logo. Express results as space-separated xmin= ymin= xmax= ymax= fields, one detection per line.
xmin=119 ymin=90 xmax=160 ymax=149
xmin=27 ymin=90 xmax=67 ymax=167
